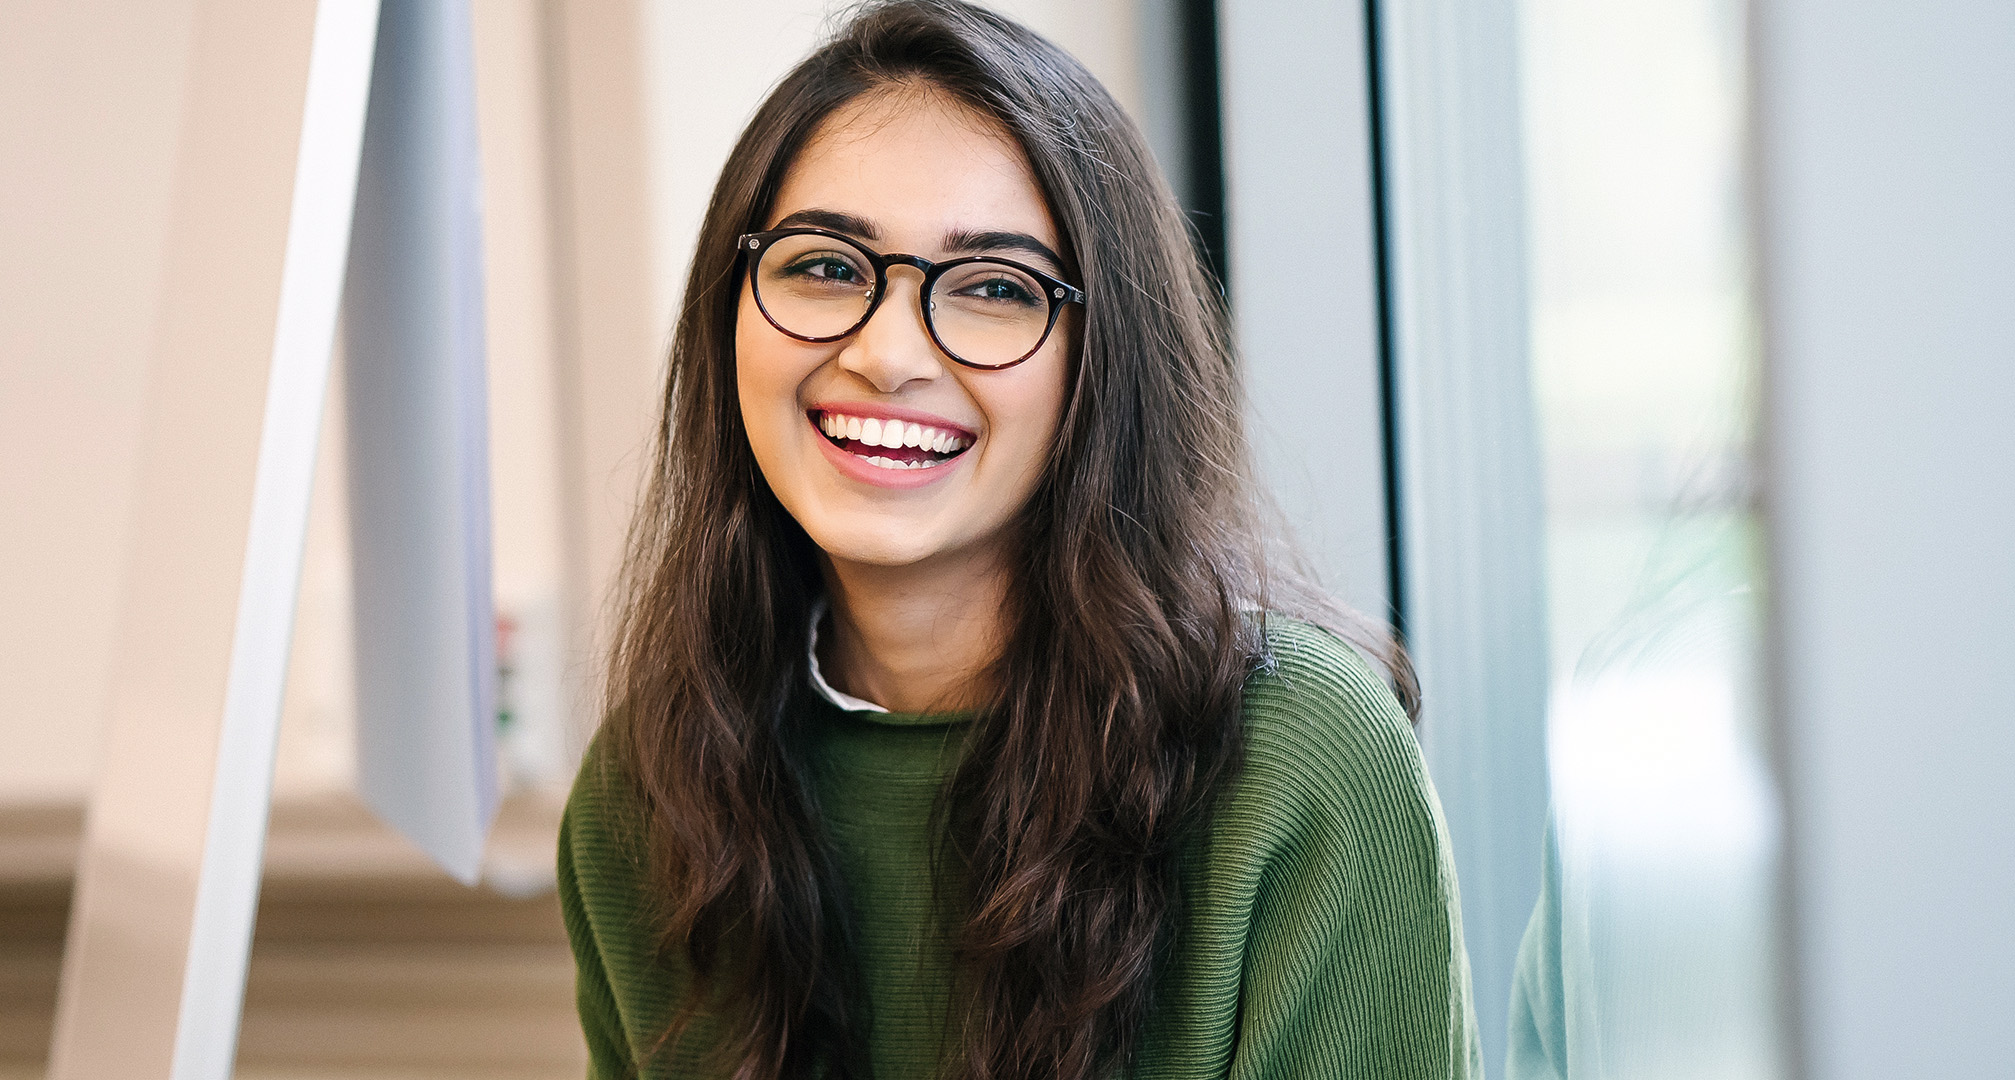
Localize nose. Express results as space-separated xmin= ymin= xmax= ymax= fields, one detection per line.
xmin=834 ymin=265 xmax=945 ymax=394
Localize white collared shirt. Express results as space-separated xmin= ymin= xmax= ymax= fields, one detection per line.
xmin=806 ymin=596 xmax=889 ymax=713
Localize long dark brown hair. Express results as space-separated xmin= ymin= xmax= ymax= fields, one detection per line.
xmin=603 ymin=3 xmax=1415 ymax=1078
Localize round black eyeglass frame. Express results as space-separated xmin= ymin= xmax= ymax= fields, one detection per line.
xmin=737 ymin=226 xmax=1087 ymax=370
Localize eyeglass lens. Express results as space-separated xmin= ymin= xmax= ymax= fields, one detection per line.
xmin=753 ymin=232 xmax=1054 ymax=367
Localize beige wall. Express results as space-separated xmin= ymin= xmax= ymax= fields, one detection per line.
xmin=0 ymin=0 xmax=201 ymax=803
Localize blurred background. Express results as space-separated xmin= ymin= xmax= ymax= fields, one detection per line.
xmin=3 ymin=1 xmax=2008 ymax=1078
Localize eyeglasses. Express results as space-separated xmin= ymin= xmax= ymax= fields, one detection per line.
xmin=737 ymin=227 xmax=1086 ymax=370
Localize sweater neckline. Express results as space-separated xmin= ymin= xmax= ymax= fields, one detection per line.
xmin=849 ymin=706 xmax=975 ymax=728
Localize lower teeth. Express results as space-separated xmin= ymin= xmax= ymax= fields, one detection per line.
xmin=860 ymin=454 xmax=941 ymax=470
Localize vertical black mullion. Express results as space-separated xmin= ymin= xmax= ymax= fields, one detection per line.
xmin=1179 ymin=0 xmax=1228 ymax=293
xmin=1362 ymin=0 xmax=1407 ymax=637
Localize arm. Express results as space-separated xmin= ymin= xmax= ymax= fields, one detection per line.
xmin=1227 ymin=626 xmax=1484 ymax=1080
xmin=558 ymin=776 xmax=640 ymax=1079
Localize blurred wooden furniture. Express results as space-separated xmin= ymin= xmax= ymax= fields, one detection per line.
xmin=1 ymin=793 xmax=584 ymax=1080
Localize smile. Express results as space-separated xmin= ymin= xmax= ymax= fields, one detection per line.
xmin=812 ymin=409 xmax=973 ymax=471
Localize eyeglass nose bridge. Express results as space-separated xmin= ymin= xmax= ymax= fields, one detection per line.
xmin=876 ymin=252 xmax=935 ymax=276
xmin=859 ymin=252 xmax=941 ymax=319
xmin=866 ymin=251 xmax=935 ymax=299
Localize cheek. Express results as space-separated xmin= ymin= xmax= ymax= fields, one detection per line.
xmin=734 ymin=312 xmax=806 ymax=499
xmin=735 ymin=293 xmax=807 ymax=431
xmin=733 ymin=293 xmax=766 ymax=401
xmin=980 ymin=352 xmax=1071 ymax=487
xmin=1029 ymin=332 xmax=1074 ymax=442
xmin=733 ymin=335 xmax=755 ymax=418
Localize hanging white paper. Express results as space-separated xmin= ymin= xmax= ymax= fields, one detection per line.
xmin=343 ymin=0 xmax=498 ymax=884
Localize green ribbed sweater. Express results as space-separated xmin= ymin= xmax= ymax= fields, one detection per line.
xmin=558 ymin=619 xmax=1482 ymax=1079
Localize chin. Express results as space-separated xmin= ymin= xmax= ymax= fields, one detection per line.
xmin=799 ymin=506 xmax=986 ymax=570
xmin=812 ymin=533 xmax=946 ymax=569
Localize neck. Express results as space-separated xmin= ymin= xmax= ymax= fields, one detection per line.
xmin=817 ymin=542 xmax=1008 ymax=714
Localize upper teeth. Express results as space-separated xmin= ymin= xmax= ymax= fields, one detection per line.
xmin=819 ymin=412 xmax=970 ymax=454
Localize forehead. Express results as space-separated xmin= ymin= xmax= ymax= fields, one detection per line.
xmin=769 ymin=87 xmax=1059 ymax=249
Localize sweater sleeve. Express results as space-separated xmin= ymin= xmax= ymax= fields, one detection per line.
xmin=1224 ymin=622 xmax=1483 ymax=1080
xmin=558 ymin=749 xmax=642 ymax=1079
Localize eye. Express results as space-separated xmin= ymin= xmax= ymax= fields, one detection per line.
xmin=782 ymin=252 xmax=866 ymax=285
xmin=948 ymin=270 xmax=1042 ymax=307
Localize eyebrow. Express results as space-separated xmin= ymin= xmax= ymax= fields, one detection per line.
xmin=769 ymin=208 xmax=1068 ymax=275
xmin=773 ymin=208 xmax=881 ymax=240
xmin=940 ymin=228 xmax=1067 ymax=274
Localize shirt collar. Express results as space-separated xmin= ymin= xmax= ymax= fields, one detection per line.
xmin=807 ymin=595 xmax=889 ymax=713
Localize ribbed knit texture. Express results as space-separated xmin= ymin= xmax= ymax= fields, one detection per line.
xmin=558 ymin=618 xmax=1483 ymax=1079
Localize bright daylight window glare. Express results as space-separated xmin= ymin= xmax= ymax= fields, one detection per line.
xmin=1518 ymin=0 xmax=1784 ymax=1076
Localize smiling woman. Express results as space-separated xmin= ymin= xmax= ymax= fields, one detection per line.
xmin=561 ymin=3 xmax=1478 ymax=1079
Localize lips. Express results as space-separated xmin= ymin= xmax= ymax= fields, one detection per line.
xmin=810 ymin=407 xmax=973 ymax=471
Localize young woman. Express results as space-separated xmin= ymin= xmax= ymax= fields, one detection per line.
xmin=559 ymin=3 xmax=1481 ymax=1078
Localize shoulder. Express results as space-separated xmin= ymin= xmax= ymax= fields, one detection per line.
xmin=1244 ymin=616 xmax=1412 ymax=737
xmin=559 ymin=728 xmax=703 ymax=1072
xmin=563 ymin=727 xmax=630 ymax=846
xmin=559 ymin=726 xmax=655 ymax=947
xmin=1221 ymin=617 xmax=1442 ymax=863
xmin=1239 ymin=616 xmax=1426 ymax=803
